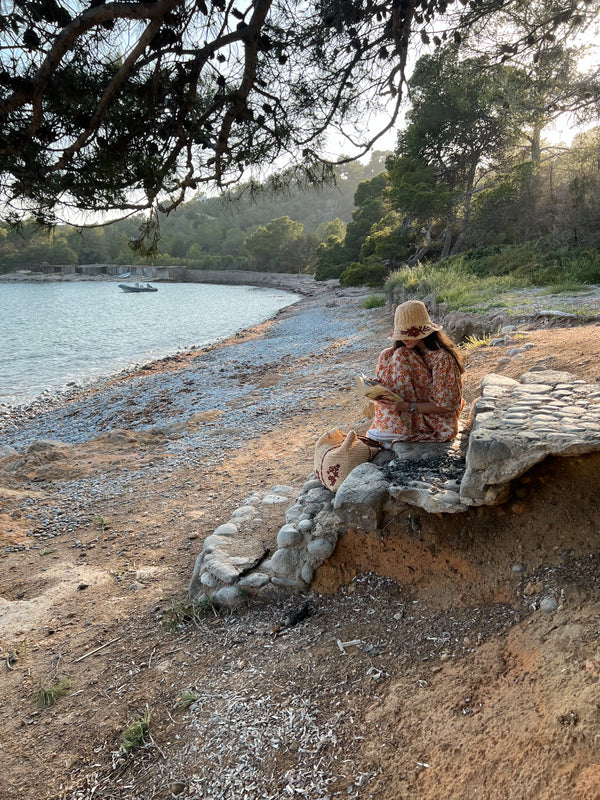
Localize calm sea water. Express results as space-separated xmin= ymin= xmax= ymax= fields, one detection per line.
xmin=0 ymin=281 xmax=299 ymax=406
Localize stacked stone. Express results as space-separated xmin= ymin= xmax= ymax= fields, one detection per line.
xmin=189 ymin=479 xmax=343 ymax=608
xmin=461 ymin=369 xmax=600 ymax=505
xmin=189 ymin=368 xmax=600 ymax=606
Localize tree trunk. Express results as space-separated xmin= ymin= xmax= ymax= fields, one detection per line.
xmin=440 ymin=216 xmax=454 ymax=260
xmin=450 ymin=162 xmax=477 ymax=256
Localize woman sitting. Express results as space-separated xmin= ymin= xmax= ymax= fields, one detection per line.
xmin=367 ymin=300 xmax=465 ymax=443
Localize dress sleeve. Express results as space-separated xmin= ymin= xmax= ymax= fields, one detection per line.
xmin=430 ymin=351 xmax=463 ymax=411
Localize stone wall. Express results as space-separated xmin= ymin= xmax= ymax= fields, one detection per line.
xmin=189 ymin=368 xmax=600 ymax=607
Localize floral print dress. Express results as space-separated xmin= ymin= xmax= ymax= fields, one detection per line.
xmin=367 ymin=346 xmax=464 ymax=442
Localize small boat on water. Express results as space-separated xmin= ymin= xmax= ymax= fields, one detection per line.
xmin=118 ymin=282 xmax=158 ymax=293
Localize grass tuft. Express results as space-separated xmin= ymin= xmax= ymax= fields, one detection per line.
xmin=162 ymin=597 xmax=217 ymax=631
xmin=174 ymin=690 xmax=198 ymax=711
xmin=461 ymin=331 xmax=496 ymax=349
xmin=362 ymin=294 xmax=386 ymax=309
xmin=35 ymin=678 xmax=71 ymax=707
xmin=120 ymin=709 xmax=151 ymax=754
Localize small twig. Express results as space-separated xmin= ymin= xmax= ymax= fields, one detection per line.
xmin=149 ymin=734 xmax=166 ymax=760
xmin=74 ymin=637 xmax=122 ymax=663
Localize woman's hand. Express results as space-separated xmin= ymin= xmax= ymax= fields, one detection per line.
xmin=376 ymin=397 xmax=409 ymax=413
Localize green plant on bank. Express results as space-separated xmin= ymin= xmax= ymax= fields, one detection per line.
xmin=541 ymin=282 xmax=593 ymax=295
xmin=120 ymin=708 xmax=151 ymax=754
xmin=461 ymin=331 xmax=496 ymax=349
xmin=95 ymin=514 xmax=111 ymax=533
xmin=362 ymin=294 xmax=387 ymax=309
xmin=384 ymin=243 xmax=600 ymax=311
xmin=385 ymin=261 xmax=526 ymax=309
xmin=39 ymin=547 xmax=57 ymax=556
xmin=174 ymin=690 xmax=199 ymax=711
xmin=162 ymin=597 xmax=218 ymax=631
xmin=35 ymin=678 xmax=71 ymax=707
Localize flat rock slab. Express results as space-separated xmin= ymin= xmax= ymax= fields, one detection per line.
xmin=460 ymin=369 xmax=600 ymax=505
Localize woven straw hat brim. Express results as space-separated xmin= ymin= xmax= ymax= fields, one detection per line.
xmin=392 ymin=322 xmax=442 ymax=340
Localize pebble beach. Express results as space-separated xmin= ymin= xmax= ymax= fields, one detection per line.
xmin=1 ymin=278 xmax=377 ymax=453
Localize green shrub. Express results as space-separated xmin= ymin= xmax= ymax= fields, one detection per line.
xmin=362 ymin=294 xmax=387 ymax=309
xmin=35 ymin=678 xmax=71 ymax=708
xmin=120 ymin=709 xmax=151 ymax=754
xmin=385 ymin=261 xmax=526 ymax=309
xmin=339 ymin=257 xmax=388 ymax=287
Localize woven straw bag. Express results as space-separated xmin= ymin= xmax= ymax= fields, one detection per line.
xmin=314 ymin=429 xmax=381 ymax=492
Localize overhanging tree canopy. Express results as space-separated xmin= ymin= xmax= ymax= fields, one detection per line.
xmin=1 ymin=0 xmax=597 ymax=224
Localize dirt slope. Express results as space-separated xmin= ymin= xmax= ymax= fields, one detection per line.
xmin=1 ymin=315 xmax=600 ymax=800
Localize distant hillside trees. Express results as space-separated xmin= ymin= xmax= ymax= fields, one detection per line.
xmin=0 ymin=156 xmax=385 ymax=272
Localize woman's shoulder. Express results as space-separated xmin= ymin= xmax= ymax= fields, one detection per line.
xmin=378 ymin=345 xmax=395 ymax=360
xmin=427 ymin=347 xmax=461 ymax=372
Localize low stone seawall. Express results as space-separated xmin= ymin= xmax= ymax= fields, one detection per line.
xmin=184 ymin=269 xmax=319 ymax=294
xmin=189 ymin=366 xmax=600 ymax=608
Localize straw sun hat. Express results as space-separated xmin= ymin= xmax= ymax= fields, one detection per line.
xmin=392 ymin=300 xmax=442 ymax=341
xmin=314 ymin=429 xmax=380 ymax=492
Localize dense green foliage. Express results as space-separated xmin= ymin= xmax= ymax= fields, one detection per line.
xmin=314 ymin=26 xmax=600 ymax=289
xmin=1 ymin=0 xmax=597 ymax=226
xmin=385 ymin=242 xmax=600 ymax=309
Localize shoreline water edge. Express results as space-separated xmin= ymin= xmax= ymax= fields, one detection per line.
xmin=0 ymin=277 xmax=377 ymax=451
xmin=0 ymin=271 xmax=326 ymax=414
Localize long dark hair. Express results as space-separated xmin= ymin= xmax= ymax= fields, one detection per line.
xmin=393 ymin=330 xmax=464 ymax=373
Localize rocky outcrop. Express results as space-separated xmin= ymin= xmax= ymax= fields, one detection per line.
xmin=460 ymin=369 xmax=600 ymax=505
xmin=190 ymin=368 xmax=600 ymax=607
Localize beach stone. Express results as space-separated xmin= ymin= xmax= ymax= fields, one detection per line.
xmin=200 ymin=571 xmax=219 ymax=589
xmin=202 ymin=534 xmax=231 ymax=552
xmin=276 ymin=524 xmax=304 ymax=548
xmin=307 ymin=537 xmax=336 ymax=562
xmin=262 ymin=493 xmax=289 ymax=505
xmin=212 ymin=586 xmax=246 ymax=608
xmin=213 ymin=523 xmax=238 ymax=537
xmin=301 ymin=562 xmax=314 ymax=584
xmin=305 ymin=487 xmax=334 ymax=503
xmin=387 ymin=484 xmax=467 ymax=514
xmin=188 ymin=555 xmax=206 ymax=599
xmin=285 ymin=503 xmax=303 ymax=523
xmin=231 ymin=505 xmax=257 ymax=519
xmin=270 ymin=484 xmax=297 ymax=496
xmin=203 ymin=554 xmax=239 ymax=584
xmin=302 ymin=478 xmax=325 ymax=491
xmin=333 ymin=463 xmax=391 ymax=529
xmin=540 ymin=595 xmax=559 ymax=613
xmin=238 ymin=572 xmax=270 ymax=588
xmin=269 ymin=547 xmax=303 ymax=579
xmin=312 ymin=508 xmax=345 ymax=539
